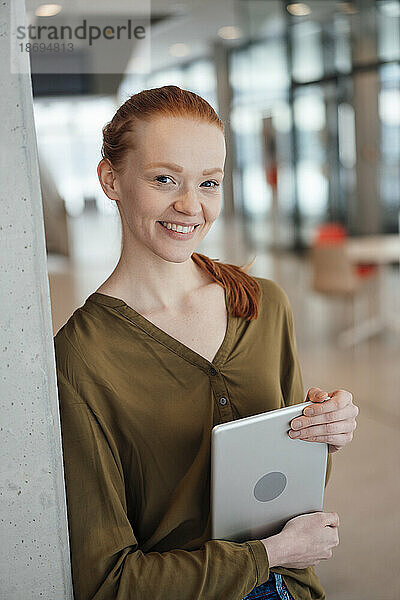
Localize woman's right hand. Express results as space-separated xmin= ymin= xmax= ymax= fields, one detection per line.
xmin=261 ymin=512 xmax=340 ymax=569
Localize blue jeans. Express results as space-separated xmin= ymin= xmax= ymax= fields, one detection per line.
xmin=242 ymin=572 xmax=295 ymax=600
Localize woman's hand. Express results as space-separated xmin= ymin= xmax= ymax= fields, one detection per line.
xmin=262 ymin=511 xmax=340 ymax=569
xmin=289 ymin=387 xmax=359 ymax=453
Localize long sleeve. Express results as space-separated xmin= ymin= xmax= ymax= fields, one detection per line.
xmin=56 ymin=368 xmax=269 ymax=600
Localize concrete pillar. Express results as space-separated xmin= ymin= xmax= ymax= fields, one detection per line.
xmin=0 ymin=1 xmax=73 ymax=597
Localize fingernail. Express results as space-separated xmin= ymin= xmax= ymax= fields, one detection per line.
xmin=289 ymin=430 xmax=300 ymax=437
xmin=305 ymin=407 xmax=314 ymax=415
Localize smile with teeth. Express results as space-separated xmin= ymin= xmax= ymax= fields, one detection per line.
xmin=159 ymin=221 xmax=199 ymax=234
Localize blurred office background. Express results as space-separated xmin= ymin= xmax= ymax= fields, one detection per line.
xmin=28 ymin=0 xmax=399 ymax=598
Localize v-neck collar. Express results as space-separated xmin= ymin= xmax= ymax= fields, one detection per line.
xmin=86 ymin=286 xmax=236 ymax=372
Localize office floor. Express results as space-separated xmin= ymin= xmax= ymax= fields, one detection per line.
xmin=48 ymin=211 xmax=400 ymax=600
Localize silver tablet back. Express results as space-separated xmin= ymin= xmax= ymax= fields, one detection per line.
xmin=211 ymin=402 xmax=328 ymax=542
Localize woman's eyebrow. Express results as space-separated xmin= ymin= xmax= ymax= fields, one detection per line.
xmin=203 ymin=167 xmax=224 ymax=176
xmin=144 ymin=161 xmax=223 ymax=176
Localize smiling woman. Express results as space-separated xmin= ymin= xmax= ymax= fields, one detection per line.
xmin=53 ymin=85 xmax=346 ymax=600
xmin=96 ymin=85 xmax=261 ymax=321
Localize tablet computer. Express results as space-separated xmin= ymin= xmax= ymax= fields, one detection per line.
xmin=211 ymin=401 xmax=328 ymax=542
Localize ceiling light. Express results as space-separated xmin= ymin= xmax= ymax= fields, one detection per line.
xmin=217 ymin=26 xmax=243 ymax=40
xmin=337 ymin=2 xmax=358 ymax=14
xmin=286 ymin=3 xmax=311 ymax=16
xmin=35 ymin=4 xmax=62 ymax=17
xmin=169 ymin=43 xmax=190 ymax=58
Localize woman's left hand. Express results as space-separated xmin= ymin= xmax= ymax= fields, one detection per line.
xmin=289 ymin=387 xmax=359 ymax=453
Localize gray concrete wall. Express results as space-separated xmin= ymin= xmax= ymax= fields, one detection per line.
xmin=0 ymin=1 xmax=73 ymax=597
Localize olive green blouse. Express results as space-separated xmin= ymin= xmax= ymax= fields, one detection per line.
xmin=54 ymin=275 xmax=332 ymax=600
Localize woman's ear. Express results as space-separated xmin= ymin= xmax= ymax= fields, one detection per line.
xmin=97 ymin=158 xmax=120 ymax=202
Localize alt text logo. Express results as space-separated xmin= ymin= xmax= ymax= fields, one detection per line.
xmin=16 ymin=19 xmax=147 ymax=47
xmin=10 ymin=2 xmax=152 ymax=75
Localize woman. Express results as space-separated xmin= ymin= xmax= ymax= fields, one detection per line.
xmin=54 ymin=86 xmax=358 ymax=600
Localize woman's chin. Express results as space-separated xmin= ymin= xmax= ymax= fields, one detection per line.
xmin=152 ymin=246 xmax=197 ymax=264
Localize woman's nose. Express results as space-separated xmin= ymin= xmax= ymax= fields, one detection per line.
xmin=173 ymin=189 xmax=201 ymax=214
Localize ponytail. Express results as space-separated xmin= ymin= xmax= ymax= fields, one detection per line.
xmin=191 ymin=253 xmax=261 ymax=320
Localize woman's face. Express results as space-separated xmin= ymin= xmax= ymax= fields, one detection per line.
xmin=101 ymin=115 xmax=226 ymax=264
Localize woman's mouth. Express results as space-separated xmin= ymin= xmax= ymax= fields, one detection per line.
xmin=157 ymin=221 xmax=200 ymax=240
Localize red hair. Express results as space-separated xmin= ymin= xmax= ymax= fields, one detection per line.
xmin=100 ymin=85 xmax=261 ymax=320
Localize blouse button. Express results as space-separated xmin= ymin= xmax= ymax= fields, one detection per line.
xmin=209 ymin=367 xmax=217 ymax=376
xmin=219 ymin=397 xmax=228 ymax=406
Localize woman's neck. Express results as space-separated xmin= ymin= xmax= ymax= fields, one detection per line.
xmin=96 ymin=245 xmax=211 ymax=315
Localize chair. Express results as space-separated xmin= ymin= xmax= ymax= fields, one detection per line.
xmin=310 ymin=243 xmax=379 ymax=346
xmin=311 ymin=244 xmax=361 ymax=295
xmin=315 ymin=222 xmax=377 ymax=277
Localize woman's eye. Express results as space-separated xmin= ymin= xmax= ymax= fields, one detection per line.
xmin=155 ymin=175 xmax=173 ymax=184
xmin=200 ymin=180 xmax=220 ymax=188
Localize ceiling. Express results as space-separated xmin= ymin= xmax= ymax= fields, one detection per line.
xmin=24 ymin=1 xmax=386 ymax=96
xmin=24 ymin=0 xmax=281 ymax=85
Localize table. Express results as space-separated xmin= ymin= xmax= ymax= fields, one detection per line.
xmin=338 ymin=235 xmax=400 ymax=345
xmin=347 ymin=235 xmax=400 ymax=264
